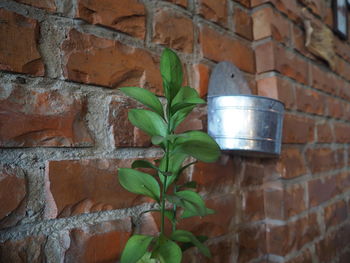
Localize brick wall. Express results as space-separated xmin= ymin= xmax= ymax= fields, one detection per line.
xmin=0 ymin=0 xmax=349 ymax=262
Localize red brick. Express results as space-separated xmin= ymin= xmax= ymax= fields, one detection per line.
xmin=64 ymin=219 xmax=131 ymax=263
xmin=199 ymin=25 xmax=255 ymax=73
xmin=0 ymin=86 xmax=93 ymax=147
xmin=310 ymin=65 xmax=337 ymax=95
xmin=179 ymin=193 xmax=237 ymax=238
xmin=164 ymin=0 xmax=188 ymax=8
xmin=251 ymin=0 xmax=301 ymax=23
xmin=334 ymin=37 xmax=350 ymax=63
xmin=176 ymin=106 xmax=206 ymax=133
xmin=62 ymin=29 xmax=162 ymax=94
xmin=340 ymin=250 xmax=350 ymax=263
xmin=252 ymin=6 xmax=290 ymax=43
xmin=327 ymin=97 xmax=345 ymax=119
xmin=153 ymin=9 xmax=194 ymax=53
xmin=109 ymin=97 xmax=151 ymax=148
xmin=242 ymin=189 xmax=265 ymax=221
xmin=316 ymin=224 xmax=350 ymax=263
xmin=257 ymin=76 xmax=296 ymax=110
xmin=335 ymin=57 xmax=350 ymax=82
xmin=336 ymin=172 xmax=350 ymax=194
xmin=308 ymin=175 xmax=338 ymax=207
xmin=198 ymin=0 xmax=227 ymax=27
xmin=306 ymin=148 xmax=337 ymax=174
xmin=192 ymin=156 xmax=238 ymax=194
xmin=324 ymin=200 xmax=348 ymax=229
xmin=279 ymin=147 xmax=306 ymax=179
xmin=241 ymin=163 xmax=265 ymax=187
xmin=45 ymin=159 xmax=155 ymax=218
xmin=256 ymin=42 xmax=309 ymax=84
xmin=0 ymin=236 xmax=46 ymax=263
xmin=0 ymin=165 xmax=26 ymax=228
xmin=282 ymin=114 xmax=315 ymax=144
xmin=295 ymin=86 xmax=326 ymax=115
xmin=238 ymin=224 xmax=267 ymax=263
xmin=338 ymin=81 xmax=350 ymax=101
xmin=317 ymin=122 xmax=334 ymax=143
xmin=76 ymin=0 xmax=146 ymax=39
xmin=264 ymin=183 xmax=307 ymax=219
xmin=0 ymin=9 xmax=44 ymax=76
xmin=14 ymin=0 xmax=56 ymax=11
xmin=234 ymin=0 xmax=250 ymax=8
xmin=267 ymin=213 xmax=320 ymax=256
xmin=192 ymin=63 xmax=211 ymax=98
xmin=285 ymin=249 xmax=312 ymax=263
xmin=234 ymin=7 xmax=253 ymax=40
xmin=334 ymin=122 xmax=350 ymax=143
xmin=292 ymin=25 xmax=317 ymax=59
xmin=184 ymin=238 xmax=236 ymax=263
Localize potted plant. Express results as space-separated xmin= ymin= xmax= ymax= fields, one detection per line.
xmin=118 ymin=48 xmax=220 ymax=263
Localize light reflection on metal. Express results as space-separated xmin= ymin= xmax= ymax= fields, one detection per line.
xmin=208 ymin=62 xmax=285 ymax=158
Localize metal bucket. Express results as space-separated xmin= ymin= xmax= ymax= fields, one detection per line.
xmin=208 ymin=95 xmax=285 ymax=157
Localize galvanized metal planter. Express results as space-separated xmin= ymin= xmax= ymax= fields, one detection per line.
xmin=208 ymin=62 xmax=285 ymax=157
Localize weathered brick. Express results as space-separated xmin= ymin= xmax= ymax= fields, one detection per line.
xmin=251 ymin=0 xmax=301 ymax=23
xmin=308 ymin=175 xmax=338 ymax=207
xmin=62 ymin=29 xmax=162 ymax=94
xmin=234 ymin=7 xmax=253 ymax=40
xmin=282 ymin=114 xmax=315 ymax=144
xmin=310 ymin=65 xmax=337 ymax=95
xmin=198 ymin=0 xmax=227 ymax=27
xmin=199 ymin=25 xmax=255 ymax=73
xmin=164 ymin=0 xmax=187 ymax=8
xmin=0 ymin=86 xmax=93 ymax=147
xmin=238 ymin=224 xmax=266 ymax=263
xmin=336 ymin=172 xmax=350 ymax=195
xmin=153 ymin=9 xmax=194 ymax=53
xmin=334 ymin=37 xmax=350 ymax=63
xmin=317 ymin=122 xmax=334 ymax=143
xmin=316 ymin=224 xmax=350 ymax=263
xmin=233 ymin=0 xmax=250 ymax=8
xmin=192 ymin=156 xmax=238 ymax=194
xmin=292 ymin=25 xmax=316 ymax=59
xmin=45 ymin=159 xmax=155 ymax=218
xmin=64 ymin=219 xmax=131 ymax=263
xmin=306 ymin=148 xmax=337 ymax=174
xmin=334 ymin=122 xmax=350 ymax=143
xmin=295 ymin=86 xmax=326 ymax=115
xmin=285 ymin=249 xmax=312 ymax=263
xmin=335 ymin=57 xmax=350 ymax=82
xmin=279 ymin=147 xmax=306 ymax=179
xmin=257 ymin=76 xmax=296 ymax=110
xmin=327 ymin=97 xmax=345 ymax=120
xmin=256 ymin=42 xmax=309 ymax=84
xmin=267 ymin=213 xmax=320 ymax=255
xmin=264 ymin=183 xmax=306 ymax=219
xmin=14 ymin=0 xmax=56 ymax=11
xmin=192 ymin=63 xmax=211 ymax=98
xmin=176 ymin=106 xmax=206 ymax=133
xmin=242 ymin=189 xmax=265 ymax=221
xmin=241 ymin=163 xmax=265 ymax=187
xmin=324 ymin=200 xmax=348 ymax=229
xmin=0 ymin=236 xmax=46 ymax=263
xmin=0 ymin=9 xmax=44 ymax=76
xmin=76 ymin=0 xmax=146 ymax=39
xmin=109 ymin=97 xmax=151 ymax=148
xmin=252 ymin=6 xmax=290 ymax=43
xmin=338 ymin=81 xmax=350 ymax=101
xmin=0 ymin=165 xmax=26 ymax=228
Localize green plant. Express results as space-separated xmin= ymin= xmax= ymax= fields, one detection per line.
xmin=118 ymin=48 xmax=220 ymax=263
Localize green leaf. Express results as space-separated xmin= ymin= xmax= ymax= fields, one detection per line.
xmin=171 ymin=230 xmax=211 ymax=258
xmin=120 ymin=87 xmax=164 ymax=117
xmin=132 ymin=160 xmax=159 ymax=171
xmin=169 ymin=105 xmax=195 ymax=132
xmin=120 ymin=235 xmax=154 ymax=263
xmin=151 ymin=135 xmax=165 ymax=145
xmin=173 ymin=131 xmax=220 ymax=163
xmin=118 ymin=168 xmax=160 ymax=202
xmin=171 ymin=86 xmax=205 ymax=113
xmin=181 ymin=207 xmax=215 ymax=219
xmin=160 ymin=48 xmax=183 ymax=101
xmin=167 ymin=190 xmax=207 ymax=217
xmin=137 ymin=252 xmax=157 ymax=263
xmin=158 ymin=152 xmax=187 ymax=190
xmin=157 ymin=239 xmax=182 ymax=263
xmin=129 ymin=109 xmax=167 ymax=137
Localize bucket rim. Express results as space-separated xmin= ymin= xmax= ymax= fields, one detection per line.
xmin=207 ymin=94 xmax=285 ymax=106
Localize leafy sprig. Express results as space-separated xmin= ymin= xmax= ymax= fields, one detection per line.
xmin=118 ymin=48 xmax=220 ymax=263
